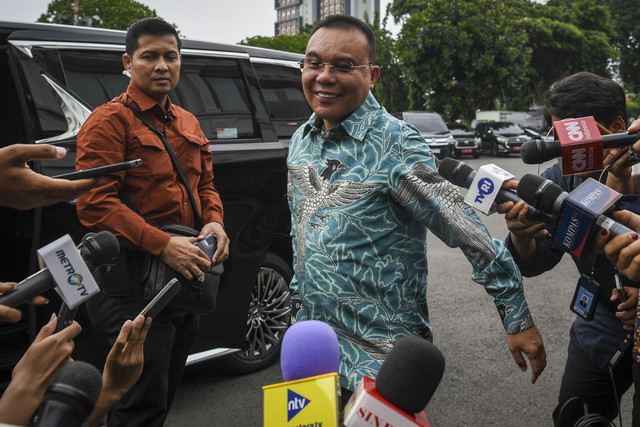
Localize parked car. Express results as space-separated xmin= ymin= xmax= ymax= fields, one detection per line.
xmin=398 ymin=111 xmax=455 ymax=158
xmin=0 ymin=21 xmax=311 ymax=377
xmin=446 ymin=122 xmax=479 ymax=158
xmin=475 ymin=121 xmax=533 ymax=157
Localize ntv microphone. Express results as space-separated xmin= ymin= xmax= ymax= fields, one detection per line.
xmin=0 ymin=231 xmax=119 ymax=308
xmin=342 ymin=336 xmax=445 ymax=427
xmin=521 ymin=116 xmax=640 ymax=175
xmin=438 ymin=158 xmax=553 ymax=223
xmin=31 ymin=360 xmax=103 ymax=427
xmin=517 ymin=174 xmax=635 ymax=259
xmin=263 ymin=320 xmax=341 ymax=427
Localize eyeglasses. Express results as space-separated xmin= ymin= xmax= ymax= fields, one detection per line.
xmin=298 ymin=58 xmax=373 ymax=74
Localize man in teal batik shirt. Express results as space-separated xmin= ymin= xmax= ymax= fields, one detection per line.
xmin=287 ymin=15 xmax=546 ymax=394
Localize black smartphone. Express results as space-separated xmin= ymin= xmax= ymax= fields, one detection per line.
xmin=53 ymin=159 xmax=142 ymax=180
xmin=139 ymin=278 xmax=181 ymax=319
xmin=194 ymin=233 xmax=217 ymax=260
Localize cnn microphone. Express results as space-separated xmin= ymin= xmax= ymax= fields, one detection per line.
xmin=0 ymin=231 xmax=119 ymax=308
xmin=438 ymin=158 xmax=553 ymax=223
xmin=343 ymin=335 xmax=445 ymax=427
xmin=31 ymin=360 xmax=103 ymax=427
xmin=521 ymin=131 xmax=638 ymax=164
xmin=517 ymin=174 xmax=635 ymax=258
xmin=263 ymin=320 xmax=341 ymax=426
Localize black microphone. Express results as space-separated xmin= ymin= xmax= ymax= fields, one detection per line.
xmin=0 ymin=231 xmax=119 ymax=308
xmin=438 ymin=158 xmax=553 ymax=223
xmin=342 ymin=336 xmax=445 ymax=426
xmin=31 ymin=361 xmax=103 ymax=427
xmin=516 ymin=174 xmax=635 ymax=258
xmin=521 ymin=131 xmax=640 ymax=164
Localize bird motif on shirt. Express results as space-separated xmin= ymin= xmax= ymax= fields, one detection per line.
xmin=392 ymin=162 xmax=495 ymax=268
xmin=288 ymin=159 xmax=379 ymax=272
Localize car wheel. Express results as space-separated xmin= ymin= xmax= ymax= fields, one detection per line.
xmin=215 ymin=252 xmax=293 ymax=374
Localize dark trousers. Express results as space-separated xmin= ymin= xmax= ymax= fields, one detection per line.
xmin=552 ymin=325 xmax=633 ymax=426
xmin=86 ymin=289 xmax=199 ymax=427
xmin=633 ymin=361 xmax=640 ymax=426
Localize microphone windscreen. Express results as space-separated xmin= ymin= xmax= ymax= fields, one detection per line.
xmin=517 ymin=174 xmax=565 ymax=214
xmin=280 ymin=320 xmax=340 ymax=382
xmin=47 ymin=361 xmax=103 ymax=414
xmin=375 ymin=336 xmax=445 ymax=414
xmin=82 ymin=231 xmax=120 ymax=266
xmin=438 ymin=158 xmax=472 ymax=188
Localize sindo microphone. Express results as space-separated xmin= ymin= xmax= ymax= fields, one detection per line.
xmin=343 ymin=336 xmax=445 ymax=427
xmin=438 ymin=158 xmax=553 ymax=223
xmin=376 ymin=336 xmax=445 ymax=414
xmin=521 ymin=131 xmax=640 ymax=164
xmin=0 ymin=231 xmax=119 ymax=308
xmin=31 ymin=361 xmax=103 ymax=427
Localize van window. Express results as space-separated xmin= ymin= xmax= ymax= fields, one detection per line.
xmin=59 ymin=50 xmax=260 ymax=140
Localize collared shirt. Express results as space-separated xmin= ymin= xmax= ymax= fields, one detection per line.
xmin=287 ymin=93 xmax=533 ymax=390
xmin=505 ymin=163 xmax=637 ymax=371
xmin=77 ymin=83 xmax=224 ymax=255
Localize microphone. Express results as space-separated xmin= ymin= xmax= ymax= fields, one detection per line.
xmin=521 ymin=131 xmax=638 ymax=164
xmin=0 ymin=231 xmax=119 ymax=308
xmin=342 ymin=336 xmax=445 ymax=427
xmin=438 ymin=158 xmax=553 ymax=223
xmin=517 ymin=174 xmax=635 ymax=258
xmin=263 ymin=320 xmax=341 ymax=426
xmin=31 ymin=360 xmax=103 ymax=427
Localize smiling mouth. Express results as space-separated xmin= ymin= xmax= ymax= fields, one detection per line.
xmin=317 ymin=92 xmax=337 ymax=99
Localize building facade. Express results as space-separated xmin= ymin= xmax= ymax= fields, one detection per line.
xmin=275 ymin=0 xmax=380 ymax=36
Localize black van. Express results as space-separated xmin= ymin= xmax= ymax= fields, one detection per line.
xmin=0 ymin=21 xmax=311 ymax=375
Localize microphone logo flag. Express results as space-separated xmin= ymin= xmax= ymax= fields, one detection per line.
xmin=288 ymin=389 xmax=311 ymax=421
xmin=263 ymin=372 xmax=339 ymax=427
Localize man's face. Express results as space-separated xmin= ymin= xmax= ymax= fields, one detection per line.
xmin=122 ymin=33 xmax=181 ymax=107
xmin=302 ymin=27 xmax=380 ymax=131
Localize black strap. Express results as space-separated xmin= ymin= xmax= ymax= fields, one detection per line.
xmin=115 ymin=101 xmax=203 ymax=230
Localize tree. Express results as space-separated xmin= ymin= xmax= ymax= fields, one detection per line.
xmin=606 ymin=0 xmax=640 ymax=93
xmin=38 ymin=0 xmax=166 ymax=31
xmin=240 ymin=34 xmax=309 ymax=54
xmin=395 ymin=0 xmax=531 ymax=122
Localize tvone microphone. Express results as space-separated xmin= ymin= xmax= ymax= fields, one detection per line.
xmin=31 ymin=360 xmax=103 ymax=427
xmin=0 ymin=231 xmax=119 ymax=308
xmin=517 ymin=174 xmax=635 ymax=258
xmin=343 ymin=336 xmax=445 ymax=427
xmin=438 ymin=158 xmax=553 ymax=223
xmin=263 ymin=320 xmax=341 ymax=426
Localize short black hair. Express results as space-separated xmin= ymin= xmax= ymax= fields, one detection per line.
xmin=125 ymin=18 xmax=181 ymax=56
xmin=309 ymin=15 xmax=376 ymax=64
xmin=544 ymin=72 xmax=627 ymax=129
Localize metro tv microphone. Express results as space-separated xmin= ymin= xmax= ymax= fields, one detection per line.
xmin=342 ymin=336 xmax=445 ymax=427
xmin=521 ymin=116 xmax=640 ymax=174
xmin=517 ymin=174 xmax=635 ymax=259
xmin=31 ymin=361 xmax=103 ymax=427
xmin=438 ymin=158 xmax=553 ymax=223
xmin=0 ymin=231 xmax=119 ymax=308
xmin=263 ymin=320 xmax=341 ymax=427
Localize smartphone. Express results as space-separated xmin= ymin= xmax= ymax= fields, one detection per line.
xmin=195 ymin=233 xmax=217 ymax=260
xmin=139 ymin=278 xmax=182 ymax=319
xmin=53 ymin=159 xmax=142 ymax=180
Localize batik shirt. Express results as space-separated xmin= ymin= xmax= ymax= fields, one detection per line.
xmin=287 ymin=93 xmax=534 ymax=390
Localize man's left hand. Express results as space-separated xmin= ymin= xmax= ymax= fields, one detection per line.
xmin=199 ymin=222 xmax=229 ymax=264
xmin=506 ymin=325 xmax=546 ymax=384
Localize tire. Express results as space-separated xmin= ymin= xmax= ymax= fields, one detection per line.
xmin=215 ymin=252 xmax=293 ymax=374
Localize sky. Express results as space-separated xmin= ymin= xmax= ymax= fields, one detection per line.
xmin=1 ymin=0 xmax=397 ymax=45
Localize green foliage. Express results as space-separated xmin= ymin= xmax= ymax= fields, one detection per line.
xmin=38 ymin=0 xmax=170 ymax=31
xmin=606 ymin=0 xmax=640 ymax=93
xmin=395 ymin=0 xmax=530 ymax=122
xmin=240 ymin=34 xmax=309 ymax=54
